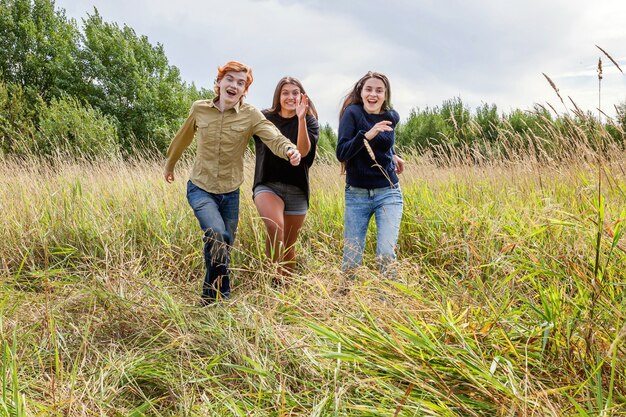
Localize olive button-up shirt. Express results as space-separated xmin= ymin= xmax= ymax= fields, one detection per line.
xmin=165 ymin=99 xmax=295 ymax=194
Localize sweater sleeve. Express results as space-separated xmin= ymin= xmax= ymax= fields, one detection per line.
xmin=303 ymin=115 xmax=319 ymax=167
xmin=336 ymin=106 xmax=367 ymax=162
xmin=164 ymin=104 xmax=196 ymax=172
xmin=390 ymin=110 xmax=400 ymax=155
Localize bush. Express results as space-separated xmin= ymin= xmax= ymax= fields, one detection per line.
xmin=0 ymin=80 xmax=41 ymax=156
xmin=317 ymin=122 xmax=337 ymax=159
xmin=38 ymin=96 xmax=119 ymax=157
xmin=475 ymin=102 xmax=500 ymax=143
xmin=396 ymin=107 xmax=448 ymax=150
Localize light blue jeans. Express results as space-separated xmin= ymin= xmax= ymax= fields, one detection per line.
xmin=186 ymin=180 xmax=240 ymax=301
xmin=342 ymin=184 xmax=403 ymax=275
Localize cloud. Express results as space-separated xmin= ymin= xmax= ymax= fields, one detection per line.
xmin=54 ymin=0 xmax=626 ymax=128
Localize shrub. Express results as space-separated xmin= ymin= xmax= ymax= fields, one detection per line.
xmin=38 ymin=95 xmax=119 ymax=157
xmin=0 ymin=80 xmax=41 ymax=156
xmin=396 ymin=107 xmax=448 ymax=150
xmin=316 ymin=122 xmax=337 ymax=159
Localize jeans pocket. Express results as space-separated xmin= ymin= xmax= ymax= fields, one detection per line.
xmin=187 ymin=181 xmax=207 ymax=209
xmin=187 ymin=180 xmax=198 ymax=193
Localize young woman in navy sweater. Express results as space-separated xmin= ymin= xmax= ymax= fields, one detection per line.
xmin=336 ymin=71 xmax=404 ymax=277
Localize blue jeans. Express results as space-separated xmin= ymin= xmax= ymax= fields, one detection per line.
xmin=342 ymin=184 xmax=403 ymax=274
xmin=186 ymin=181 xmax=240 ymax=301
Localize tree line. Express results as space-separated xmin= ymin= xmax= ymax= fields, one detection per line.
xmin=1 ymin=0 xmax=624 ymax=159
xmin=1 ymin=0 xmax=211 ymax=157
xmin=395 ymin=98 xmax=625 ymax=161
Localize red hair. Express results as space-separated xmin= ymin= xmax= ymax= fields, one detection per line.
xmin=214 ymin=61 xmax=254 ymax=99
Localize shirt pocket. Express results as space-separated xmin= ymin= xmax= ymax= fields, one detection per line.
xmin=196 ymin=121 xmax=209 ymax=139
xmin=195 ymin=121 xmax=216 ymax=154
xmin=230 ymin=124 xmax=248 ymax=134
xmin=225 ymin=125 xmax=250 ymax=155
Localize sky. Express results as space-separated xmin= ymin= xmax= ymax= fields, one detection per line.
xmin=54 ymin=0 xmax=626 ymax=130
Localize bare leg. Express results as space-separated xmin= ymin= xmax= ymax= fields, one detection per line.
xmin=282 ymin=214 xmax=306 ymax=274
xmin=254 ymin=192 xmax=285 ymax=263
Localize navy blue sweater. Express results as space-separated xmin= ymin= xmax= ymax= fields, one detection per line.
xmin=336 ymin=104 xmax=399 ymax=189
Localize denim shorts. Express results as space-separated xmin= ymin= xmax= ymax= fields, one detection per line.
xmin=253 ymin=182 xmax=308 ymax=215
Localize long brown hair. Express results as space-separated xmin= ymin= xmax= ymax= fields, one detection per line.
xmin=214 ymin=60 xmax=254 ymax=101
xmin=339 ymin=71 xmax=392 ymax=120
xmin=266 ymin=76 xmax=318 ymax=119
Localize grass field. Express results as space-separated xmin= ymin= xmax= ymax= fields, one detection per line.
xmin=1 ymin=146 xmax=625 ymax=416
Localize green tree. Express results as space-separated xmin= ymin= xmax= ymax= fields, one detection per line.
xmin=317 ymin=122 xmax=337 ymax=158
xmin=395 ymin=107 xmax=447 ymax=150
xmin=0 ymin=0 xmax=214 ymax=157
xmin=440 ymin=97 xmax=471 ymax=146
xmin=38 ymin=95 xmax=118 ymax=157
xmin=0 ymin=79 xmax=41 ymax=155
xmin=80 ymin=10 xmax=210 ymax=152
xmin=611 ymin=101 xmax=626 ymax=143
xmin=506 ymin=106 xmax=552 ymax=136
xmin=474 ymin=102 xmax=500 ymax=143
xmin=619 ymin=102 xmax=626 ymax=129
xmin=0 ymin=0 xmax=81 ymax=100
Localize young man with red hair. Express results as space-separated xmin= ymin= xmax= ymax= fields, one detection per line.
xmin=164 ymin=61 xmax=304 ymax=305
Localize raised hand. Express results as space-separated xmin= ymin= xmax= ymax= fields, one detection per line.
xmin=296 ymin=94 xmax=309 ymax=120
xmin=364 ymin=120 xmax=393 ymax=140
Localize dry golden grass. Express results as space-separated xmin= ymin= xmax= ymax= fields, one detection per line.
xmin=1 ymin=137 xmax=625 ymax=415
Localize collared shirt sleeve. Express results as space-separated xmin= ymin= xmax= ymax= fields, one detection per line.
xmin=164 ymin=104 xmax=197 ymax=172
xmin=249 ymin=109 xmax=294 ymax=160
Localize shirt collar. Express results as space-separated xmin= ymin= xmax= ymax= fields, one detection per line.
xmin=208 ymin=97 xmax=242 ymax=113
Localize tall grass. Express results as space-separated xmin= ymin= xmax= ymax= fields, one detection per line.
xmin=1 ymin=124 xmax=625 ymax=415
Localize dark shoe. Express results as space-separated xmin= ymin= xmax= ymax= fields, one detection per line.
xmin=272 ymin=275 xmax=293 ymax=289
xmin=199 ymin=296 xmax=216 ymax=307
xmin=199 ymin=292 xmax=231 ymax=307
xmin=336 ymin=278 xmax=354 ymax=296
xmin=336 ymin=269 xmax=358 ymax=296
xmin=336 ymin=286 xmax=350 ymax=296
